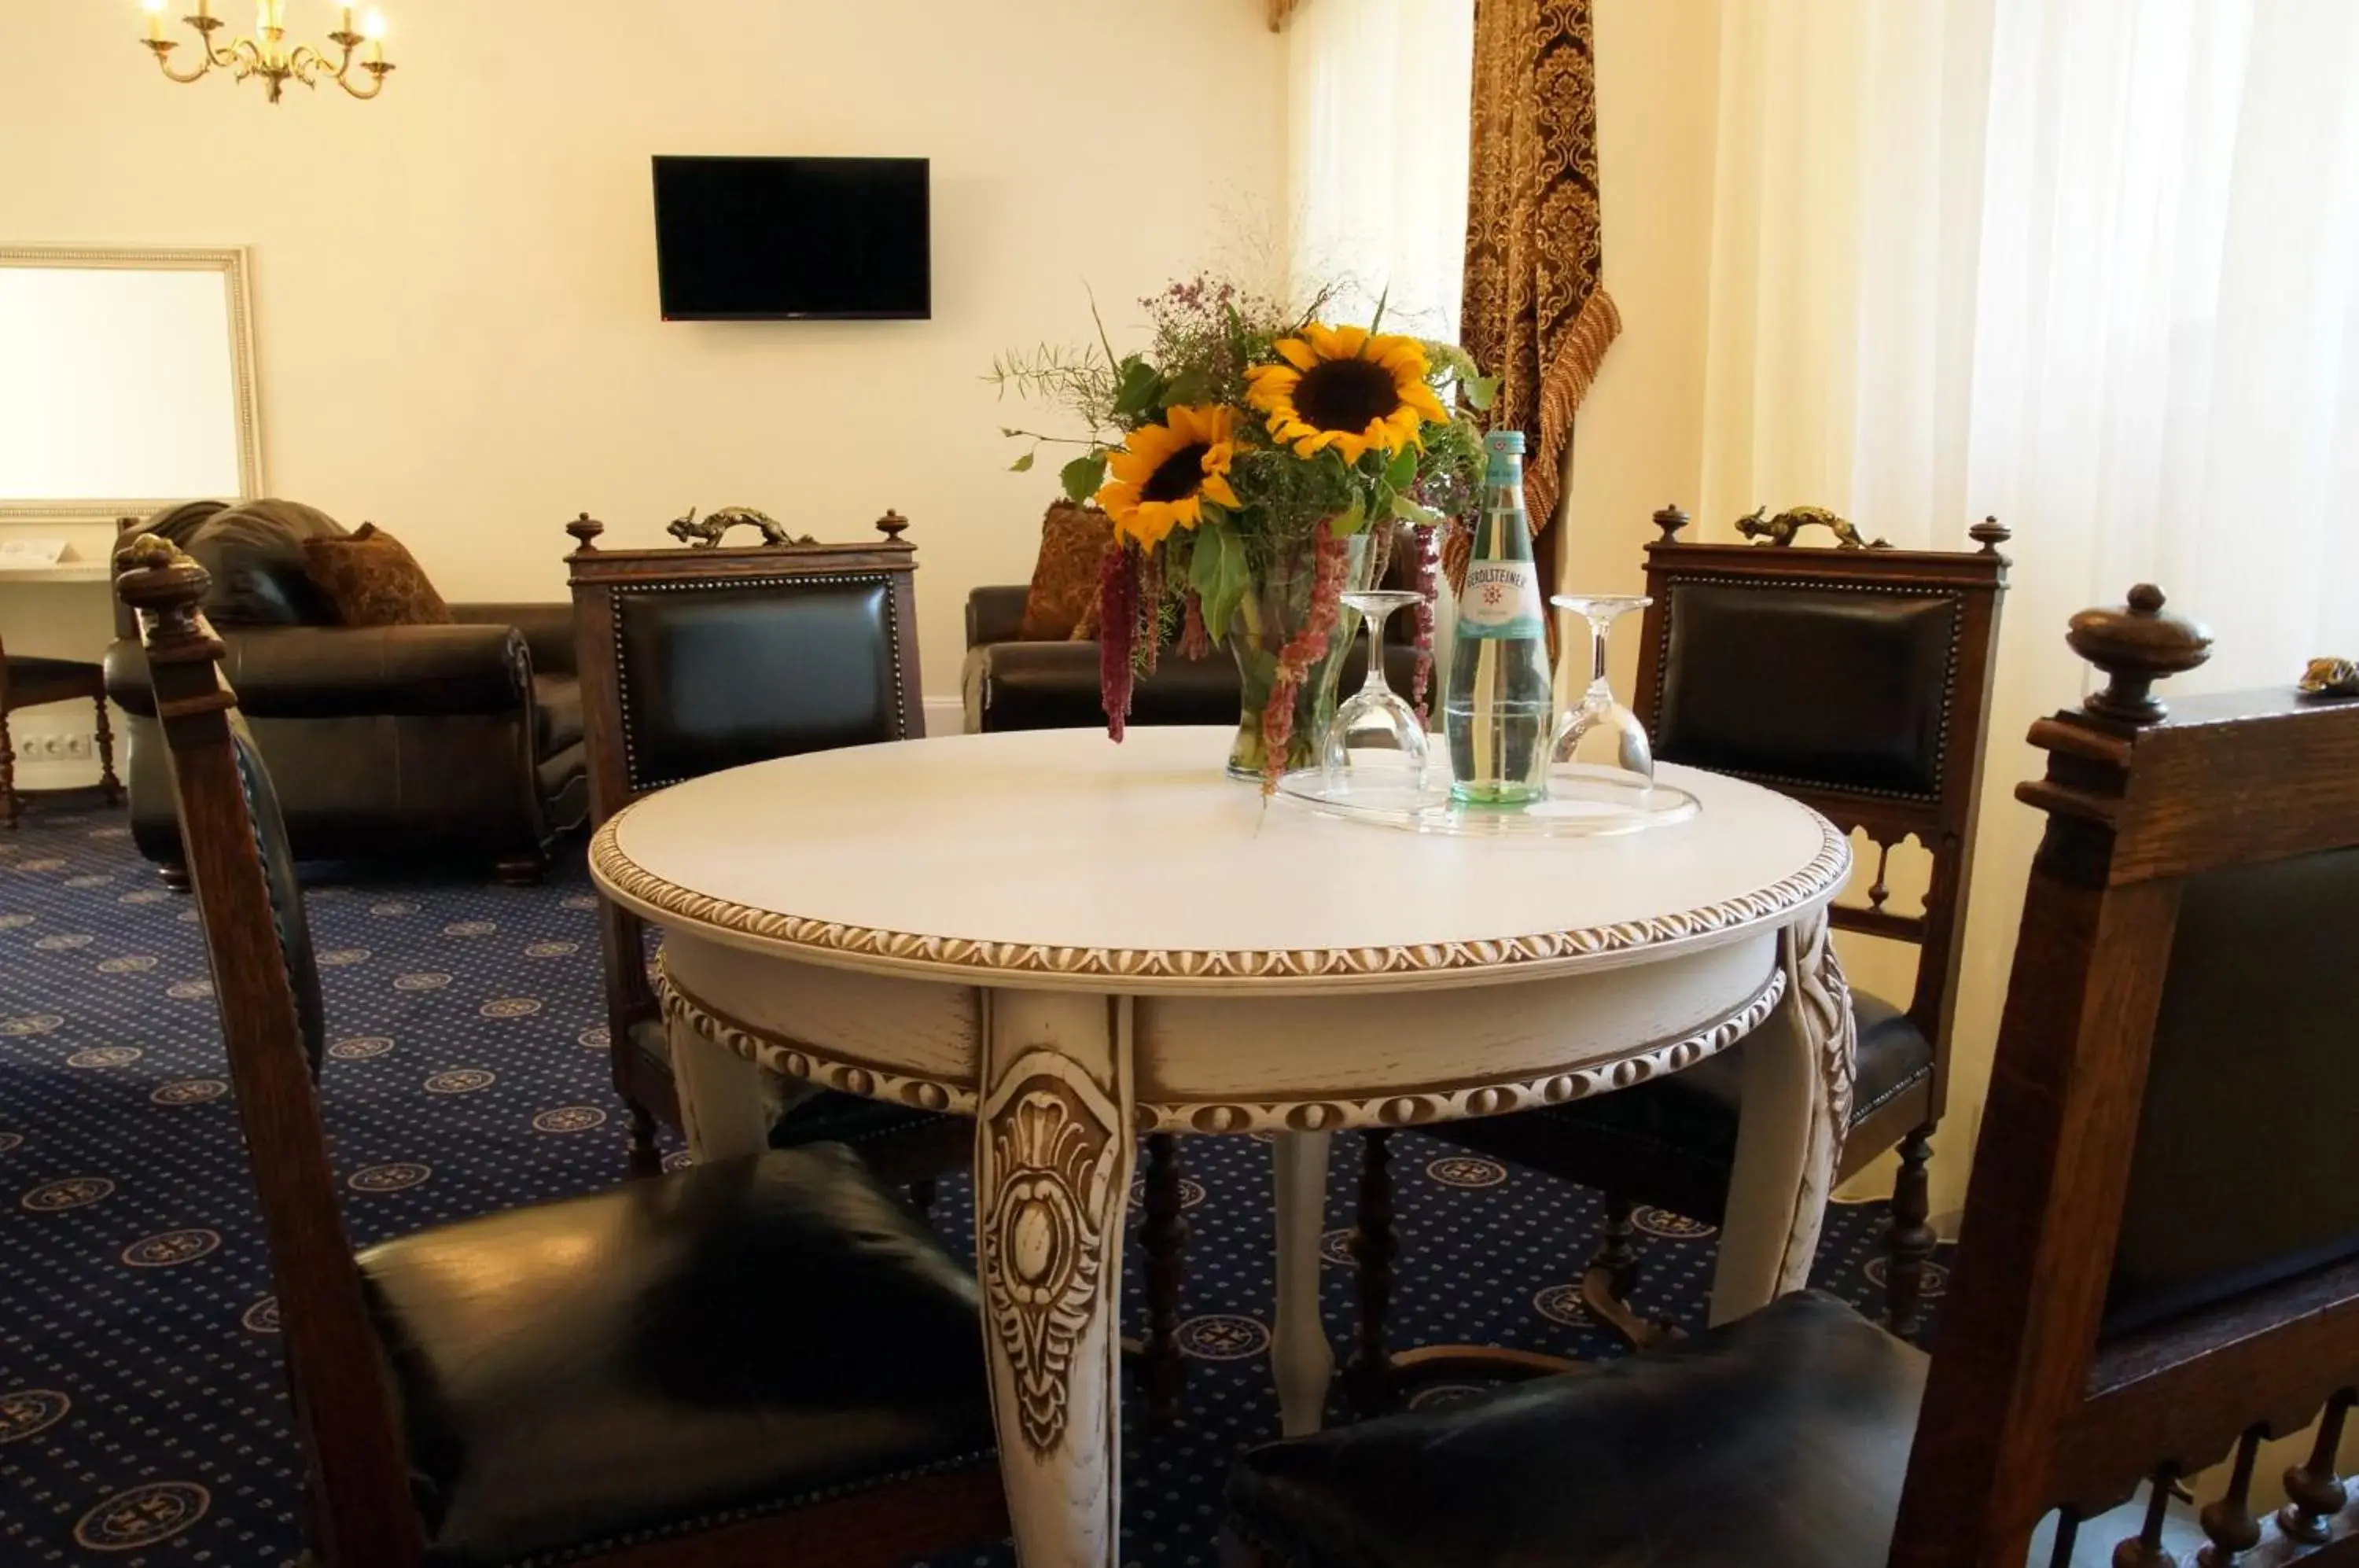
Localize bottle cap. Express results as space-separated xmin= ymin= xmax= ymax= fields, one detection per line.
xmin=1485 ymin=429 xmax=1525 ymax=457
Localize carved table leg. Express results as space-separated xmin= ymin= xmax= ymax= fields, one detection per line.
xmin=1271 ymin=1129 xmax=1335 ymax=1437
xmin=667 ymin=1005 xmax=770 ymax=1163
xmin=1713 ymin=905 xmax=1855 ymax=1323
xmin=977 ymin=989 xmax=1136 ymax=1568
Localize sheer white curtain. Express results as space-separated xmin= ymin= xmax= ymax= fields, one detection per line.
xmin=1704 ymin=0 xmax=2359 ymax=1209
xmin=1283 ymin=0 xmax=1475 ymax=337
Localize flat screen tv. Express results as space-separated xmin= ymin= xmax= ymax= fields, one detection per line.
xmin=651 ymin=156 xmax=930 ymax=321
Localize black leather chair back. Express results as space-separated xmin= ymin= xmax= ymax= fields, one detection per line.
xmin=613 ymin=573 xmax=911 ymax=793
xmin=1633 ymin=514 xmax=2009 ymax=1095
xmin=1652 ymin=582 xmax=1962 ymax=800
xmin=2103 ymin=843 xmax=2359 ymax=1336
xmin=227 ymin=715 xmax=329 ymax=1077
xmin=563 ymin=515 xmax=924 ymax=1159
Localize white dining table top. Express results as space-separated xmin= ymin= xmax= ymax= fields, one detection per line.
xmin=593 ymin=726 xmax=1846 ymax=993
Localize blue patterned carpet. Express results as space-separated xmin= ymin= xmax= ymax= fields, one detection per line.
xmin=0 ymin=801 xmax=1946 ymax=1567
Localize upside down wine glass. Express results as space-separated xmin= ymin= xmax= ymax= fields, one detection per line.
xmin=1322 ymin=590 xmax=1430 ymax=787
xmin=1547 ymin=594 xmax=1654 ymax=793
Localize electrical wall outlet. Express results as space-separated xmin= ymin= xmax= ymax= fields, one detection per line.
xmin=64 ymin=734 xmax=92 ymax=760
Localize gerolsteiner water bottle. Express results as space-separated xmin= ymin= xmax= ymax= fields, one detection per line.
xmin=1444 ymin=430 xmax=1552 ymax=805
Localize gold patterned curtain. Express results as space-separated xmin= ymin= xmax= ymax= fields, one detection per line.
xmin=1460 ymin=0 xmax=1620 ymax=537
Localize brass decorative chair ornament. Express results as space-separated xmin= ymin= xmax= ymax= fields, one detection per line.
xmin=2298 ymin=657 xmax=2359 ymax=698
xmin=1732 ymin=505 xmax=1891 ymax=550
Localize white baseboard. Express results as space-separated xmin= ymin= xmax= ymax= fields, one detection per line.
xmin=921 ymin=694 xmax=967 ymax=737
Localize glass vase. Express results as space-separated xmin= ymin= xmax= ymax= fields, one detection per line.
xmin=1226 ymin=528 xmax=1377 ymax=782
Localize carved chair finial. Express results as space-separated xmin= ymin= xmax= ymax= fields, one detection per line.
xmin=876 ymin=510 xmax=910 ymax=544
xmin=1969 ymin=515 xmax=2011 ymax=555
xmin=1651 ymin=503 xmax=1690 ymax=544
xmin=2066 ymin=583 xmax=2213 ymax=724
xmin=114 ymin=535 xmax=216 ymax=657
xmin=565 ymin=513 xmax=604 ymax=552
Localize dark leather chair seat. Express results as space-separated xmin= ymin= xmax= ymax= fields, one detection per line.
xmin=357 ymin=1145 xmax=996 ymax=1568
xmin=1518 ymin=990 xmax=1929 ymax=1165
xmin=1226 ymin=1290 xmax=1925 ymax=1568
xmin=532 ymin=673 xmax=583 ymax=756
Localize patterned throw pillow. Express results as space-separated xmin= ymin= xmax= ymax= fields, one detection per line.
xmin=1018 ymin=501 xmax=1114 ymax=642
xmin=297 ymin=522 xmax=451 ymax=628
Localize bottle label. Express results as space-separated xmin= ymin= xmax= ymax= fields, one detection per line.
xmin=1459 ymin=559 xmax=1544 ymax=640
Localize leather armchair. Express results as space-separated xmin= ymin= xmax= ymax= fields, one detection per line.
xmin=962 ymin=583 xmax=1428 ymax=733
xmin=105 ymin=500 xmax=587 ymax=884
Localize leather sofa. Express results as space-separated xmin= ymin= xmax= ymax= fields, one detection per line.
xmin=105 ymin=500 xmax=587 ymax=883
xmin=962 ymin=585 xmax=1427 ymax=732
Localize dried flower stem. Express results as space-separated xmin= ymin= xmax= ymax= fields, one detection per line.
xmin=1411 ymin=523 xmax=1439 ymax=722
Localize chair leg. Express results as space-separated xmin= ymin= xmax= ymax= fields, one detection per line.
xmin=493 ymin=852 xmax=546 ymax=887
xmin=93 ymin=696 xmax=123 ymax=808
xmin=1579 ymin=1193 xmax=1673 ymax=1350
xmin=624 ymin=1099 xmax=661 ymax=1178
xmin=1344 ymin=1128 xmax=1397 ymax=1415
xmin=1887 ymin=1124 xmax=1938 ymax=1339
xmin=160 ymin=860 xmax=191 ymax=892
xmin=1142 ymin=1132 xmax=1188 ymax=1425
xmin=1 ymin=716 xmax=17 ymax=830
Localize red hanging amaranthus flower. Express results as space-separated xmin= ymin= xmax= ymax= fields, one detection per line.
xmin=1177 ymin=588 xmax=1213 ymax=661
xmin=1258 ymin=522 xmax=1350 ymax=792
xmin=1411 ymin=523 xmax=1439 ymax=723
xmin=1098 ymin=539 xmax=1139 ymax=741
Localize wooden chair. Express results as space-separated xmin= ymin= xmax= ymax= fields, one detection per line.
xmin=1223 ymin=586 xmax=2359 ymax=1568
xmin=1349 ymin=506 xmax=2009 ymax=1394
xmin=1 ymin=629 xmax=122 ymax=827
xmin=563 ymin=510 xmax=968 ymax=1185
xmin=116 ymin=533 xmax=1007 ymax=1568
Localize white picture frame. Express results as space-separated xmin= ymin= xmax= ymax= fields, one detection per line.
xmin=0 ymin=244 xmax=264 ymax=525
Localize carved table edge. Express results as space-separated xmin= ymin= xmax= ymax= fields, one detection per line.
xmin=654 ymin=957 xmax=1788 ymax=1137
xmin=599 ymin=812 xmax=1849 ymax=989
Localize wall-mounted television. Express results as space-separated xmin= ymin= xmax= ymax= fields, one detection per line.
xmin=651 ymin=156 xmax=930 ymax=321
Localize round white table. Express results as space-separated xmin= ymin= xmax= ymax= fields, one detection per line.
xmin=591 ymin=727 xmax=1857 ymax=1568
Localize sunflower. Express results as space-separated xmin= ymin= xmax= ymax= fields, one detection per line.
xmin=1095 ymin=403 xmax=1242 ymax=548
xmin=1246 ymin=323 xmax=1451 ymax=463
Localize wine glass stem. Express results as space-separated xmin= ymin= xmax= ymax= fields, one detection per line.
xmin=1356 ymin=606 xmax=1397 ymax=701
xmin=1585 ymin=611 xmax=1613 ymax=701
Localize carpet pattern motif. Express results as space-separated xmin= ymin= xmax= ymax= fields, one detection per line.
xmin=0 ymin=806 xmax=1946 ymax=1566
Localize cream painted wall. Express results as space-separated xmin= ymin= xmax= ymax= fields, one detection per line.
xmin=0 ymin=0 xmax=1287 ymax=695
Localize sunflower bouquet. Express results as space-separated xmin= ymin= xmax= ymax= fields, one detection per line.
xmin=992 ymin=273 xmax=1494 ymax=787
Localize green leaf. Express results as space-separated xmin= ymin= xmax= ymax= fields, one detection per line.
xmin=1113 ymin=357 xmax=1162 ymax=418
xmin=1327 ymin=493 xmax=1370 ymax=538
xmin=1390 ymin=492 xmax=1444 ymax=527
xmin=1465 ymin=374 xmax=1501 ymax=412
xmin=1384 ymin=441 xmax=1419 ymax=491
xmin=1161 ymin=367 xmax=1209 ymax=409
xmin=1009 ymin=451 xmax=1036 ymax=473
xmin=1058 ymin=452 xmax=1106 ymax=503
xmin=1189 ymin=520 xmax=1252 ymax=646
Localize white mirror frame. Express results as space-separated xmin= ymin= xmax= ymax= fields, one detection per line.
xmin=0 ymin=244 xmax=264 ymax=525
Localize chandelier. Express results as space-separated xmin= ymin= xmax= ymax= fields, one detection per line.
xmin=138 ymin=0 xmax=393 ymax=103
